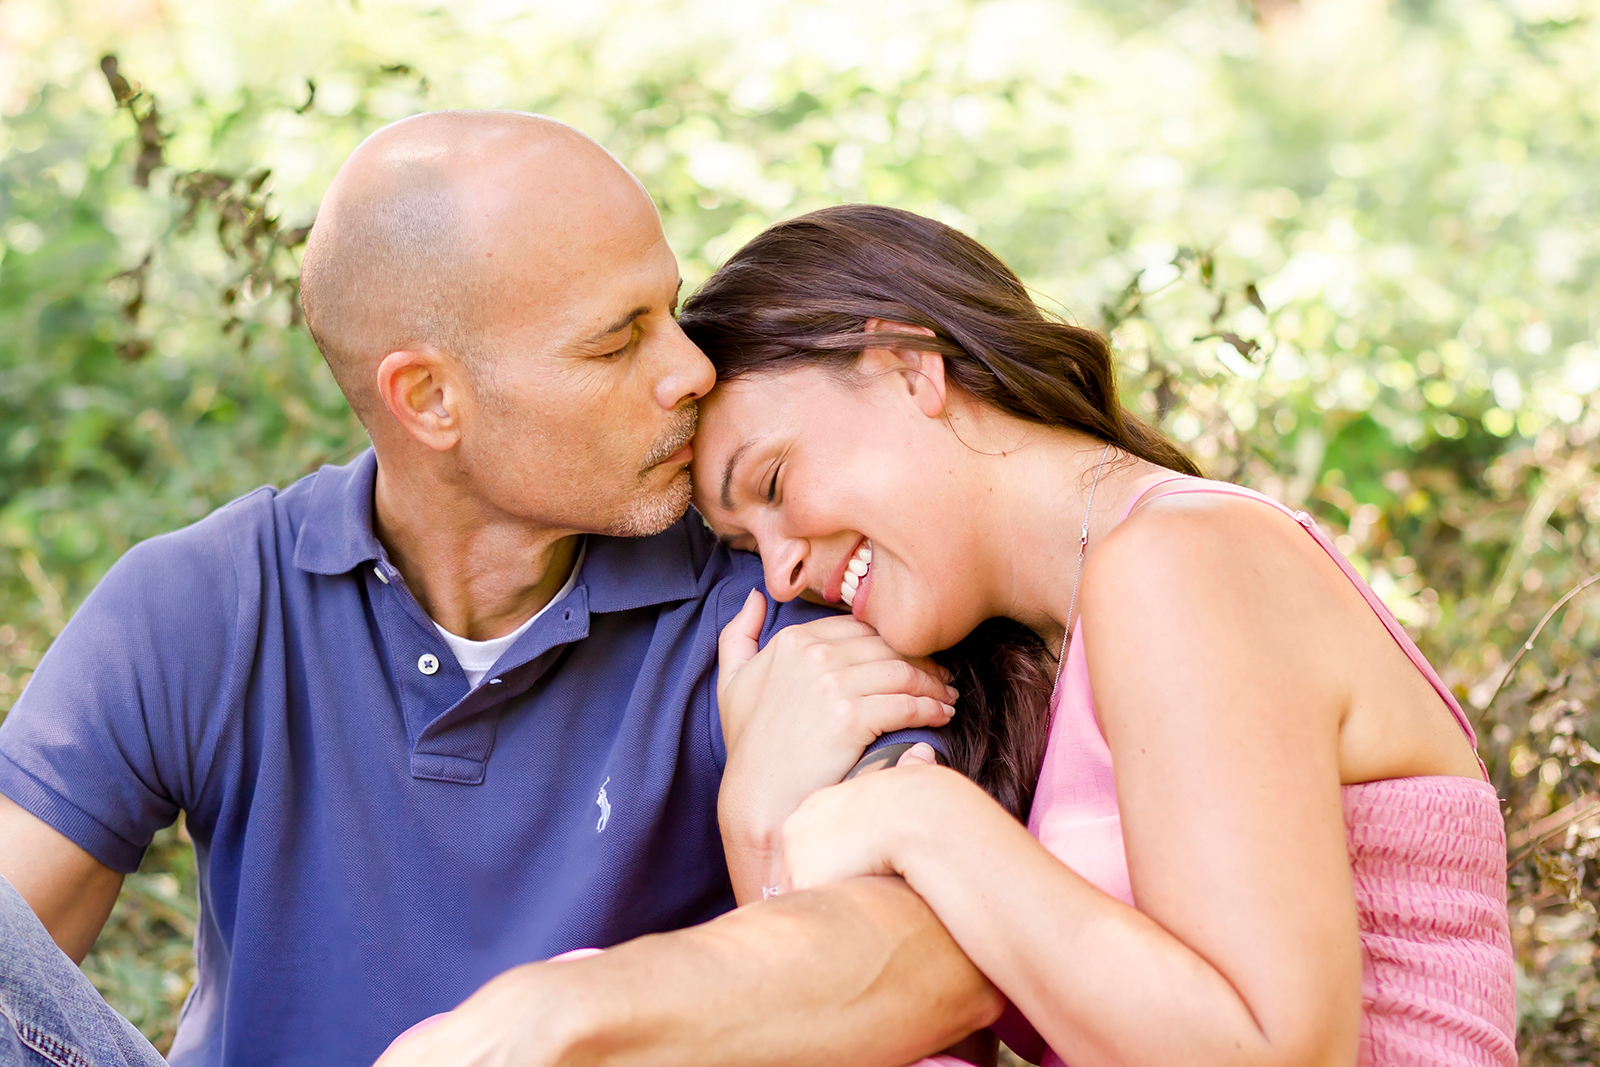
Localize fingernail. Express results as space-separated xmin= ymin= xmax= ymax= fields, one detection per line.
xmin=945 ymin=686 xmax=959 ymax=702
xmin=942 ymin=702 xmax=956 ymax=718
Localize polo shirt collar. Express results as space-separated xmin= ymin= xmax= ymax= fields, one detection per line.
xmin=579 ymin=521 xmax=701 ymax=613
xmin=293 ymin=449 xmax=385 ymax=576
xmin=292 ymin=448 xmax=701 ymax=611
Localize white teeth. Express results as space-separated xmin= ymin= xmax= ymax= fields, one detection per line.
xmin=839 ymin=540 xmax=871 ymax=608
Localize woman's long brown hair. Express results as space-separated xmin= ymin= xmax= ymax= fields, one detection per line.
xmin=680 ymin=204 xmax=1199 ymax=822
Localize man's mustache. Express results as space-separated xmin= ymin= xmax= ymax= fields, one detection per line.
xmin=640 ymin=404 xmax=699 ymax=473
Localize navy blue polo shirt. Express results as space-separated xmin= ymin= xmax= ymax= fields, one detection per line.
xmin=0 ymin=449 xmax=829 ymax=1066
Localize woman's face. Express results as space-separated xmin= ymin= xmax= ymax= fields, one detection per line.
xmin=692 ymin=359 xmax=991 ymax=656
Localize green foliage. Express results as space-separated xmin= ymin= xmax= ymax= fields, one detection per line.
xmin=1 ymin=0 xmax=1597 ymax=1059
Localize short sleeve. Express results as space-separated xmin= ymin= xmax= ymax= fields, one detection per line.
xmin=0 ymin=503 xmax=258 ymax=873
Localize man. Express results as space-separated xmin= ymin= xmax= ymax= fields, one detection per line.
xmin=0 ymin=111 xmax=996 ymax=1065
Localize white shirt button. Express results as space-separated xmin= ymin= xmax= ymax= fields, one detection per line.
xmin=417 ymin=653 xmax=440 ymax=676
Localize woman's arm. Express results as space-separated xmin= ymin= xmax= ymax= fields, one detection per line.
xmin=782 ymin=501 xmax=1364 ymax=1067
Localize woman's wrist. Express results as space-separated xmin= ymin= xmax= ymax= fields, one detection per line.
xmin=719 ymin=789 xmax=787 ymax=903
xmin=892 ymin=768 xmax=1003 ymax=900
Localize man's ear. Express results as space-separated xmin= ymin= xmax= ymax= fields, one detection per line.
xmin=863 ymin=317 xmax=948 ymax=418
xmin=374 ymin=348 xmax=468 ymax=452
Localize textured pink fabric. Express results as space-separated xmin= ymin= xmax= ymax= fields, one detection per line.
xmin=1021 ymin=475 xmax=1516 ymax=1067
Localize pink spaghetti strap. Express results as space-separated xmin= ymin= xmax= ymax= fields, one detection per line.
xmin=1118 ymin=475 xmax=1482 ymax=753
xmin=1117 ymin=473 xmax=1192 ymax=522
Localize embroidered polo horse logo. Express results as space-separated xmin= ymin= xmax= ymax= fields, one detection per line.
xmin=596 ymin=777 xmax=612 ymax=833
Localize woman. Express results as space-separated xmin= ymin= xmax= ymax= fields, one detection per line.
xmin=680 ymin=203 xmax=1516 ymax=1067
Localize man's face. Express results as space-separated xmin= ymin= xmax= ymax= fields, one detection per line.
xmin=453 ymin=180 xmax=714 ymax=537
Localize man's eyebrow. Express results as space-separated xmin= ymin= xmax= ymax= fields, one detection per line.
xmin=720 ymin=439 xmax=755 ymax=511
xmin=587 ymin=280 xmax=685 ymax=343
xmin=585 ymin=306 xmax=649 ymax=345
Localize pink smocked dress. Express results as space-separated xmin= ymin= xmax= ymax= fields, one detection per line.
xmin=998 ymin=475 xmax=1517 ymax=1067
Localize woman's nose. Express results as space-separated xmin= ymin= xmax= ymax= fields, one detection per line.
xmin=761 ymin=540 xmax=808 ymax=602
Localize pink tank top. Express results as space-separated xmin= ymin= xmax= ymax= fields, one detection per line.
xmin=1020 ymin=475 xmax=1516 ymax=1067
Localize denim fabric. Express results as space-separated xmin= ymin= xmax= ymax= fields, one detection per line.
xmin=0 ymin=875 xmax=167 ymax=1067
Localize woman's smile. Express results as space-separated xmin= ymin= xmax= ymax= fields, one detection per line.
xmin=688 ymin=362 xmax=980 ymax=657
xmin=837 ymin=538 xmax=871 ymax=609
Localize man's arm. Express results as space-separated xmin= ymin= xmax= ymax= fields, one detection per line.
xmin=0 ymin=793 xmax=124 ymax=963
xmin=377 ymin=875 xmax=1003 ymax=1067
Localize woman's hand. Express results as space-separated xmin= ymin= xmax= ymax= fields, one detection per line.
xmin=715 ymin=590 xmax=957 ymax=902
xmin=781 ymin=744 xmax=994 ymax=893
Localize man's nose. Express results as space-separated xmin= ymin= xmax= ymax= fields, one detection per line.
xmin=654 ymin=323 xmax=716 ymax=410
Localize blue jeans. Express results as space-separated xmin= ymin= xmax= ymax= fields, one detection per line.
xmin=0 ymin=874 xmax=167 ymax=1067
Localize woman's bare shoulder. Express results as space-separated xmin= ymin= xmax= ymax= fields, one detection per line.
xmin=1087 ymin=483 xmax=1321 ymax=603
xmin=1079 ymin=483 xmax=1353 ymax=766
xmin=1079 ymin=482 xmax=1354 ymax=703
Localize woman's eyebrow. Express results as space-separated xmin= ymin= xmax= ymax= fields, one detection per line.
xmin=720 ymin=439 xmax=755 ymax=511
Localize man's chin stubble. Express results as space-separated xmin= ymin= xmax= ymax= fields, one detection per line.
xmin=636 ymin=407 xmax=698 ymax=480
xmin=607 ymin=466 xmax=694 ymax=538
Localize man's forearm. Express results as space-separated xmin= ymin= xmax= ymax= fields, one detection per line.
xmin=451 ymin=876 xmax=1002 ymax=1067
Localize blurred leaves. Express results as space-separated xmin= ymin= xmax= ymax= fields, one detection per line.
xmin=0 ymin=0 xmax=1597 ymax=1060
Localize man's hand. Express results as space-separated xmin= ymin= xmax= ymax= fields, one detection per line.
xmin=0 ymin=793 xmax=124 ymax=962
xmin=715 ymin=590 xmax=956 ymax=901
xmin=372 ymin=968 xmax=581 ymax=1067
xmin=375 ymin=877 xmax=1002 ymax=1067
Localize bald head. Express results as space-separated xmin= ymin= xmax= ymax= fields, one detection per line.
xmin=298 ymin=111 xmax=657 ymax=421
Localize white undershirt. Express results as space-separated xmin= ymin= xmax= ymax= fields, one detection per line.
xmin=432 ymin=541 xmax=586 ymax=688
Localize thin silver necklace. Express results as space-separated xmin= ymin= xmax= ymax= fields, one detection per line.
xmin=1055 ymin=442 xmax=1114 ymax=690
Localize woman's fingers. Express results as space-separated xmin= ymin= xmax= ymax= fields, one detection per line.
xmin=809 ymin=635 xmax=953 ymax=680
xmin=760 ymin=623 xmax=954 ymax=679
xmin=716 ymin=589 xmax=767 ymax=699
xmin=848 ymin=693 xmax=957 ymax=737
xmin=786 ymin=612 xmax=880 ymax=640
xmin=826 ymin=658 xmax=959 ymax=707
xmin=722 ymin=600 xmax=953 ymax=686
xmin=896 ymin=742 xmax=940 ymax=767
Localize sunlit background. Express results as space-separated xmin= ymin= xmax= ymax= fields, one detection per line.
xmin=2 ymin=0 xmax=1597 ymax=1060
